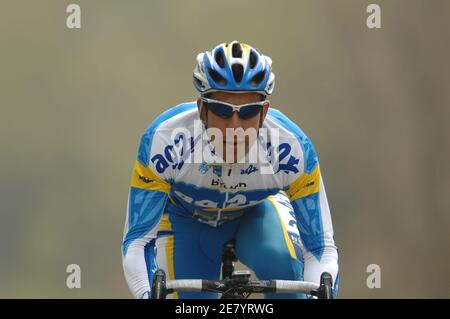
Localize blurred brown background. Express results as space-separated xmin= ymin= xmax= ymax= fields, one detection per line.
xmin=0 ymin=0 xmax=449 ymax=298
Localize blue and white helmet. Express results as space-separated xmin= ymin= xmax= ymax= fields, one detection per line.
xmin=193 ymin=41 xmax=275 ymax=96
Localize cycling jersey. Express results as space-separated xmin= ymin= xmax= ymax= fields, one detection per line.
xmin=122 ymin=101 xmax=339 ymax=298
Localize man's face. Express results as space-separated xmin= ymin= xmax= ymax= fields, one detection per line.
xmin=197 ymin=91 xmax=270 ymax=163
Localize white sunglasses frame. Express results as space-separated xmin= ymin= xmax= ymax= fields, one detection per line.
xmin=200 ymin=97 xmax=269 ymax=113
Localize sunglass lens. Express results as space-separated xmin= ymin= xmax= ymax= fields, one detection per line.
xmin=207 ymin=102 xmax=233 ymax=119
xmin=239 ymin=105 xmax=262 ymax=120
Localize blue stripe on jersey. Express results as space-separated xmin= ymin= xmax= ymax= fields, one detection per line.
xmin=267 ymin=108 xmax=318 ymax=174
xmin=171 ymin=181 xmax=281 ymax=214
xmin=138 ymin=102 xmax=197 ymax=166
xmin=290 ymin=192 xmax=325 ymax=261
xmin=122 ymin=187 xmax=168 ymax=255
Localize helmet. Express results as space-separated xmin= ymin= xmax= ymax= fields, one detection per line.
xmin=193 ymin=41 xmax=275 ymax=96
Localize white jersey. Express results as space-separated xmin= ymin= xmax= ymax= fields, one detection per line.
xmin=122 ymin=101 xmax=339 ymax=298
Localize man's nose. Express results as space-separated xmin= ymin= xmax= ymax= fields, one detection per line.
xmin=227 ymin=111 xmax=242 ymax=128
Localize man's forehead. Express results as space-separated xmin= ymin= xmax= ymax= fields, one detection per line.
xmin=208 ymin=91 xmax=264 ymax=101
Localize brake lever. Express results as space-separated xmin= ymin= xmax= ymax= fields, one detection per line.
xmin=317 ymin=272 xmax=333 ymax=299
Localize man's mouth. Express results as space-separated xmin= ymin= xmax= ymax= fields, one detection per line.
xmin=224 ymin=139 xmax=245 ymax=145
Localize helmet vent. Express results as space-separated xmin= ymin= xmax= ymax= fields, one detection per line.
xmin=208 ymin=68 xmax=227 ymax=86
xmin=193 ymin=76 xmax=204 ymax=89
xmin=249 ymin=70 xmax=265 ymax=86
xmin=231 ymin=63 xmax=244 ymax=84
xmin=249 ymin=51 xmax=258 ymax=69
xmin=232 ymin=42 xmax=243 ymax=58
xmin=215 ymin=50 xmax=225 ymax=69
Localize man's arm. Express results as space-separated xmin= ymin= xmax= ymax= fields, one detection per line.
xmin=122 ymin=134 xmax=171 ymax=298
xmin=287 ymin=152 xmax=340 ymax=298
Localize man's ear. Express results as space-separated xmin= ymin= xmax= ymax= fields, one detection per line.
xmin=262 ymin=101 xmax=270 ymax=120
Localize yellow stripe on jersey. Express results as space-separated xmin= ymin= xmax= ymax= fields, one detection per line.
xmin=130 ymin=160 xmax=171 ymax=193
xmin=203 ymin=206 xmax=244 ymax=212
xmin=267 ymin=196 xmax=297 ymax=260
xmin=159 ymin=214 xmax=172 ymax=231
xmin=287 ymin=164 xmax=321 ymax=202
xmin=166 ymin=235 xmax=179 ymax=299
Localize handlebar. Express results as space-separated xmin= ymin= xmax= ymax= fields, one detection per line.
xmin=151 ymin=269 xmax=333 ymax=299
xmin=165 ymin=278 xmax=319 ymax=294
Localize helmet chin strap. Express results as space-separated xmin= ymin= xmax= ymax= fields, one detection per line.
xmin=203 ymin=101 xmax=208 ymax=130
xmin=258 ymin=109 xmax=264 ymax=132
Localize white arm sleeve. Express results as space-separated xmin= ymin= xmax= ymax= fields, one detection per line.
xmin=297 ymin=176 xmax=339 ymax=291
xmin=122 ymin=238 xmax=154 ymax=299
xmin=122 ymin=191 xmax=164 ymax=299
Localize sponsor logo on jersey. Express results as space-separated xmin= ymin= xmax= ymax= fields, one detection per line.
xmin=211 ymin=179 xmax=247 ymax=190
xmin=240 ymin=164 xmax=259 ymax=175
xmin=151 ymin=134 xmax=196 ymax=173
xmin=198 ymin=162 xmax=211 ymax=174
xmin=305 ymin=181 xmax=315 ymax=187
xmin=212 ymin=165 xmax=222 ymax=177
xmin=138 ymin=175 xmax=153 ymax=183
xmin=263 ymin=142 xmax=300 ymax=174
xmin=192 ymin=209 xmax=244 ymax=226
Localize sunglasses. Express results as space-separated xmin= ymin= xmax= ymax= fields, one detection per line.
xmin=201 ymin=97 xmax=267 ymax=120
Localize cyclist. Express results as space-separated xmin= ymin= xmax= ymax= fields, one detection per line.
xmin=122 ymin=41 xmax=340 ymax=299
